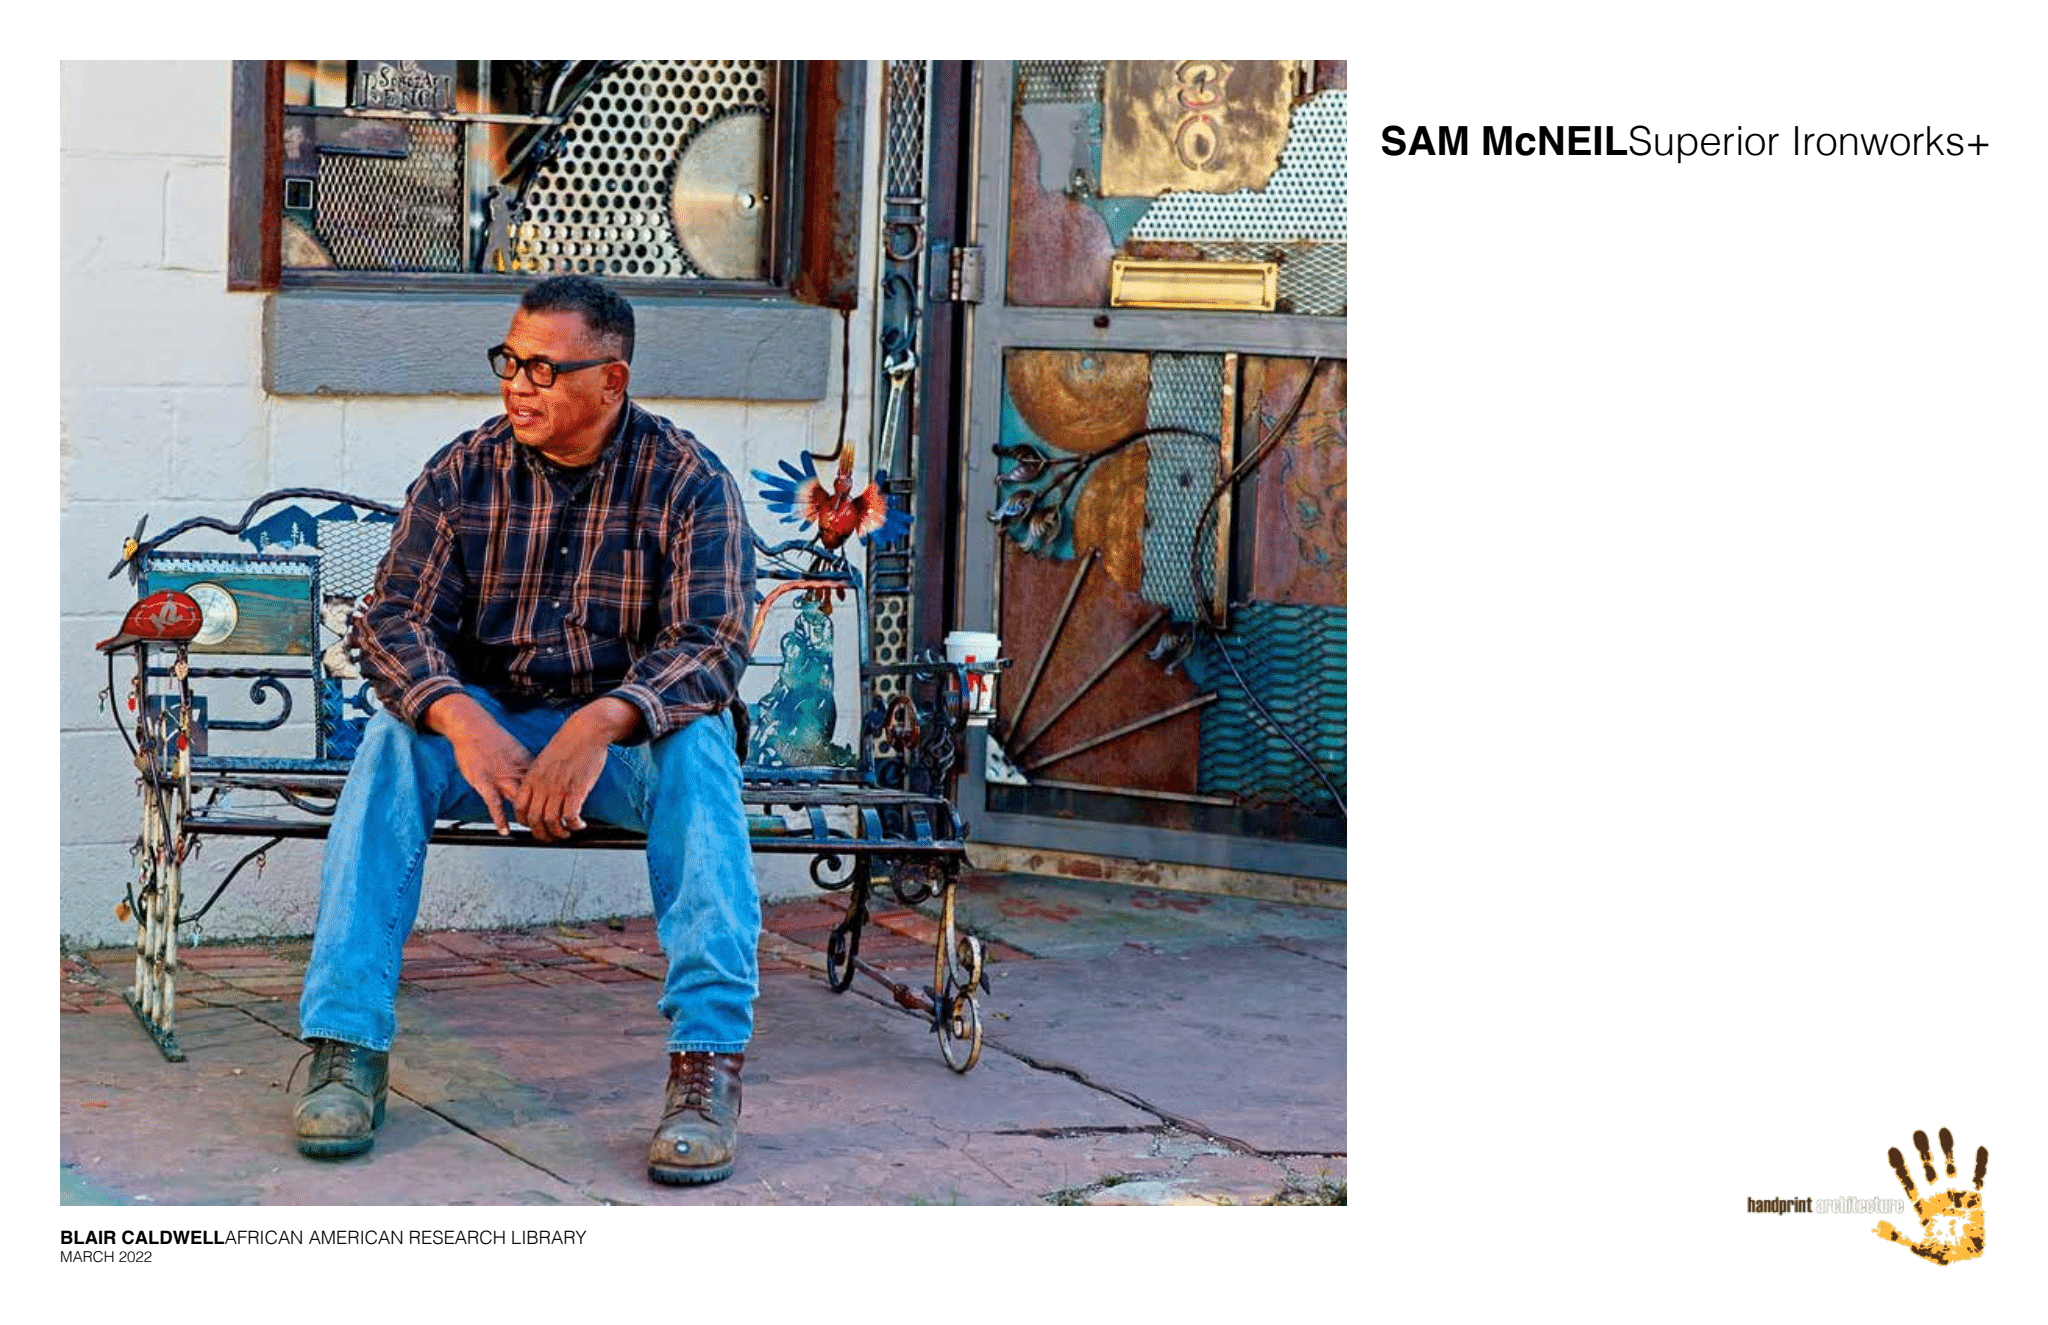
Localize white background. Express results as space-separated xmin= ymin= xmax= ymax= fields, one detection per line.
xmin=20 ymin=4 xmax=2048 ymax=1321
xmin=1365 ymin=0 xmax=2043 ymax=1316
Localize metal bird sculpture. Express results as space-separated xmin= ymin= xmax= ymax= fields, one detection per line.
xmin=108 ymin=515 xmax=150 ymax=584
xmin=752 ymin=446 xmax=911 ymax=552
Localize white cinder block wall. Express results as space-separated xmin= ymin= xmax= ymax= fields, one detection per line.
xmin=60 ymin=61 xmax=886 ymax=948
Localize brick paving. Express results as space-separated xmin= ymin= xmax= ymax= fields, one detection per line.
xmin=61 ymin=873 xmax=1344 ymax=1207
xmin=63 ymin=884 xmax=1039 ymax=1013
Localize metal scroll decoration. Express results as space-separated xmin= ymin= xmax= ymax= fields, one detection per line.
xmin=106 ymin=488 xmax=399 ymax=585
xmin=860 ymin=650 xmax=967 ymax=797
xmin=989 ymin=423 xmax=1219 ymax=560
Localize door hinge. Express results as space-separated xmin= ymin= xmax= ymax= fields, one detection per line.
xmin=949 ymin=244 xmax=984 ymax=304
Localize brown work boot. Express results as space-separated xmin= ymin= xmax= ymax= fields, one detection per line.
xmin=647 ymin=1051 xmax=744 ymax=1185
xmin=293 ymin=1038 xmax=389 ymax=1159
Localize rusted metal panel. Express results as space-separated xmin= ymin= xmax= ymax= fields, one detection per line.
xmin=792 ymin=60 xmax=866 ymax=310
xmin=1002 ymin=349 xmax=1152 ymax=595
xmin=1003 ymin=115 xmax=1116 ymax=308
xmin=227 ymin=61 xmax=283 ymax=291
xmin=1243 ymin=357 xmax=1346 ymax=607
xmin=1314 ymin=61 xmax=1347 ymax=92
xmin=997 ymin=540 xmax=1204 ymax=795
xmin=1100 ymin=61 xmax=1298 ymax=197
xmin=140 ymin=560 xmax=318 ymax=657
xmin=1006 ymin=349 xmax=1150 ymax=452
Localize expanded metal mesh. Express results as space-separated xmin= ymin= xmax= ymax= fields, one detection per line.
xmin=1186 ymin=603 xmax=1346 ymax=815
xmin=1016 ymin=60 xmax=1105 ymax=105
xmin=314 ymin=122 xmax=466 ymax=271
xmin=1140 ymin=353 xmax=1225 ymax=622
xmin=883 ymin=60 xmax=929 ymax=199
xmin=312 ymin=517 xmax=397 ymax=758
xmin=1132 ymin=90 xmax=1346 ymax=244
xmin=314 ymin=518 xmax=395 ymax=602
xmin=522 ymin=59 xmax=772 ymax=279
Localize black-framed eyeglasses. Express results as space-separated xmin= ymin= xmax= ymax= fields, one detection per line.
xmin=486 ymin=345 xmax=617 ymax=389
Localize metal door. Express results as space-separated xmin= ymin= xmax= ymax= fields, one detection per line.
xmin=953 ymin=61 xmax=1348 ymax=880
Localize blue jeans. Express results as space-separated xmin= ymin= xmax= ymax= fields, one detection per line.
xmin=298 ymin=687 xmax=758 ymax=1054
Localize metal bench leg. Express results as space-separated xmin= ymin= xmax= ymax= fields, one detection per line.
xmin=121 ymin=650 xmax=192 ymax=1064
xmin=824 ymin=860 xmax=871 ymax=993
xmin=124 ymin=772 xmax=186 ymax=1062
xmin=932 ymin=861 xmax=985 ymax=1073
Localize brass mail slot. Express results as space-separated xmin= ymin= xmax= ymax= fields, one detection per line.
xmin=1108 ymin=258 xmax=1278 ymax=312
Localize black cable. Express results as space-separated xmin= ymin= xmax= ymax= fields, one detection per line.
xmin=803 ymin=308 xmax=855 ymax=469
xmin=107 ymin=650 xmax=137 ymax=759
xmin=178 ymin=836 xmax=284 ymax=927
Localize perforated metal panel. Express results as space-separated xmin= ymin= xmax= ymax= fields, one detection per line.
xmin=868 ymin=592 xmax=910 ymax=779
xmin=1016 ymin=60 xmax=1105 ymax=105
xmin=314 ymin=122 xmax=466 ymax=271
xmin=522 ymin=59 xmax=772 ymax=278
xmin=1133 ymin=90 xmax=1346 ymax=243
xmin=1186 ymin=603 xmax=1346 ymax=814
xmin=1140 ymin=353 xmax=1225 ymax=621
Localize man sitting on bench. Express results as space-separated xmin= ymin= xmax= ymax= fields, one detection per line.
xmin=293 ymin=275 xmax=760 ymax=1186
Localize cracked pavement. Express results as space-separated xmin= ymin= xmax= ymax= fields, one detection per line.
xmin=60 ymin=872 xmax=1346 ymax=1206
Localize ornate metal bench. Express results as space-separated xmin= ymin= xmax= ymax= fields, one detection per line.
xmin=97 ymin=488 xmax=1004 ymax=1071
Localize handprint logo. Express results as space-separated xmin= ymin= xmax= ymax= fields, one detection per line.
xmin=1873 ymin=1127 xmax=1987 ymax=1264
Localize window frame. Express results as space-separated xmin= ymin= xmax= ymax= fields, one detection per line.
xmin=229 ymin=60 xmax=867 ymax=401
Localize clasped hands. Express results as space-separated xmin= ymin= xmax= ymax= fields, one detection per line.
xmin=428 ymin=693 xmax=641 ymax=843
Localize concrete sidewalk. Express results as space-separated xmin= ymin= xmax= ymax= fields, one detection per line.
xmin=59 ymin=872 xmax=1347 ymax=1206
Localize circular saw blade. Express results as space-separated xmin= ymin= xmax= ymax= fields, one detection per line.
xmin=280 ymin=215 xmax=335 ymax=269
xmin=668 ymin=109 xmax=769 ymax=279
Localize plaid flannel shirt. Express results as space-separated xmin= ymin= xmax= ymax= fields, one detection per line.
xmin=353 ymin=400 xmax=756 ymax=743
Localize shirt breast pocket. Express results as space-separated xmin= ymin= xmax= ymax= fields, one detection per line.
xmin=582 ymin=548 xmax=654 ymax=644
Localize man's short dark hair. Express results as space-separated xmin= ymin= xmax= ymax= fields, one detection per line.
xmin=519 ymin=275 xmax=636 ymax=364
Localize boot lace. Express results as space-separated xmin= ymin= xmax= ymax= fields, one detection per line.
xmin=671 ymin=1053 xmax=716 ymax=1113
xmin=286 ymin=1039 xmax=371 ymax=1094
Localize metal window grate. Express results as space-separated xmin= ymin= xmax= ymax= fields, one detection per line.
xmin=313 ymin=122 xmax=467 ymax=271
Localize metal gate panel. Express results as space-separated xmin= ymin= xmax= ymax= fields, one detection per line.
xmin=956 ymin=61 xmax=1348 ymax=878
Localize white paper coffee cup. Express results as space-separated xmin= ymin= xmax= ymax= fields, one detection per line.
xmin=944 ymin=629 xmax=1002 ymax=722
